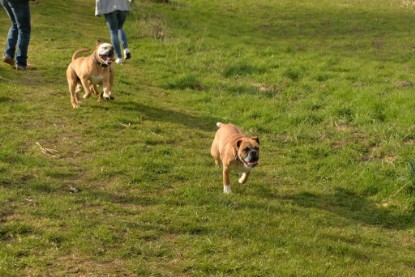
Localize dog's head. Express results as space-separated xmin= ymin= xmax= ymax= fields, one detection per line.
xmin=235 ymin=137 xmax=260 ymax=168
xmin=95 ymin=41 xmax=115 ymax=65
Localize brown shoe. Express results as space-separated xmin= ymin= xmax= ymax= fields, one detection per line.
xmin=2 ymin=56 xmax=15 ymax=66
xmin=16 ymin=64 xmax=33 ymax=71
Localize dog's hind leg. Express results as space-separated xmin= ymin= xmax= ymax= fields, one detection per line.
xmin=68 ymin=80 xmax=80 ymax=108
xmin=66 ymin=67 xmax=81 ymax=108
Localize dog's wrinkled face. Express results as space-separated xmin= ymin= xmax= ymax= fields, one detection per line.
xmin=236 ymin=137 xmax=260 ymax=168
xmin=96 ymin=42 xmax=115 ymax=65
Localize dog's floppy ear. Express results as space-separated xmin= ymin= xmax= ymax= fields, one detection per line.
xmin=251 ymin=136 xmax=260 ymax=145
xmin=96 ymin=40 xmax=101 ymax=46
xmin=233 ymin=139 xmax=243 ymax=159
xmin=236 ymin=139 xmax=243 ymax=149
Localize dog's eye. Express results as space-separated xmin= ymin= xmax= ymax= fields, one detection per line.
xmin=244 ymin=147 xmax=250 ymax=152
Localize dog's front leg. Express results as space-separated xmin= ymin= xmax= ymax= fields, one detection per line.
xmin=222 ymin=166 xmax=232 ymax=194
xmin=91 ymin=85 xmax=100 ymax=95
xmin=80 ymin=77 xmax=93 ymax=99
xmin=238 ymin=171 xmax=251 ymax=184
xmin=101 ymin=81 xmax=112 ymax=101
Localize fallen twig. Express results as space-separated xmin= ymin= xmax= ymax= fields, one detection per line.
xmin=120 ymin=123 xmax=131 ymax=128
xmin=36 ymin=142 xmax=58 ymax=157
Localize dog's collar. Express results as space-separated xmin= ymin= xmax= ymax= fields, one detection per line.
xmin=92 ymin=55 xmax=109 ymax=68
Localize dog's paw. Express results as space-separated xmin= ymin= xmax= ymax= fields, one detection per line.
xmin=71 ymin=101 xmax=80 ymax=108
xmin=103 ymin=92 xmax=115 ymax=100
xmin=223 ymin=185 xmax=232 ymax=194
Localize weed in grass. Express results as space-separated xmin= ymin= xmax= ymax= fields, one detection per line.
xmin=404 ymin=159 xmax=415 ymax=195
xmin=0 ymin=223 xmax=34 ymax=241
xmin=283 ymin=67 xmax=303 ymax=81
xmin=223 ymin=63 xmax=266 ymax=78
xmin=163 ymin=74 xmax=203 ymax=90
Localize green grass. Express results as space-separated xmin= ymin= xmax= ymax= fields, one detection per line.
xmin=2 ymin=0 xmax=415 ymax=275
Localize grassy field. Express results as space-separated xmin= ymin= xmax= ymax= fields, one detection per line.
xmin=2 ymin=0 xmax=415 ymax=275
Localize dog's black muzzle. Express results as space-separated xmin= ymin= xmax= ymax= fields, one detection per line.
xmin=248 ymin=150 xmax=259 ymax=161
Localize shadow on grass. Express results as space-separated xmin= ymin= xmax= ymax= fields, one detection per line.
xmin=276 ymin=187 xmax=415 ymax=230
xmin=115 ymin=100 xmax=220 ymax=132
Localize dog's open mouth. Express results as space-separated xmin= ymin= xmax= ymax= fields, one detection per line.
xmin=243 ymin=159 xmax=259 ymax=168
xmin=99 ymin=54 xmax=114 ymax=64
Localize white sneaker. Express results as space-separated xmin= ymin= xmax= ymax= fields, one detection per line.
xmin=115 ymin=58 xmax=123 ymax=64
xmin=124 ymin=48 xmax=131 ymax=60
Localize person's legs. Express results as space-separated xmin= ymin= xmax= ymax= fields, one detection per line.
xmin=105 ymin=12 xmax=122 ymax=60
xmin=116 ymin=11 xmax=131 ymax=60
xmin=116 ymin=11 xmax=128 ymax=50
xmin=7 ymin=0 xmax=31 ymax=67
xmin=0 ymin=0 xmax=18 ymax=62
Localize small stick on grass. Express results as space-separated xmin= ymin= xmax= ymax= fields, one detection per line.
xmin=36 ymin=142 xmax=58 ymax=157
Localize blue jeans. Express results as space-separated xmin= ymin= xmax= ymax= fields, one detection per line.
xmin=104 ymin=10 xmax=128 ymax=59
xmin=0 ymin=0 xmax=31 ymax=67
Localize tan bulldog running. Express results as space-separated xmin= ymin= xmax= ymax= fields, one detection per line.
xmin=211 ymin=122 xmax=260 ymax=194
xmin=66 ymin=41 xmax=115 ymax=108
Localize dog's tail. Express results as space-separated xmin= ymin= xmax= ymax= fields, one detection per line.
xmin=216 ymin=122 xmax=223 ymax=128
xmin=72 ymin=48 xmax=91 ymax=61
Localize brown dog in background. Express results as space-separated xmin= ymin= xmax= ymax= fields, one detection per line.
xmin=66 ymin=41 xmax=115 ymax=108
xmin=211 ymin=122 xmax=260 ymax=193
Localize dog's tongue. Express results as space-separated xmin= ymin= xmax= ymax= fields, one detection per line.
xmin=246 ymin=160 xmax=259 ymax=167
